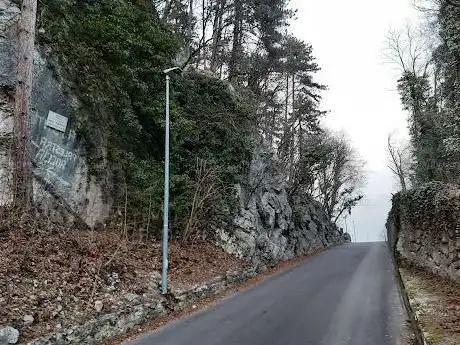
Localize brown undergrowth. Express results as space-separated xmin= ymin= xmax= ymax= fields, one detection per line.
xmin=0 ymin=209 xmax=242 ymax=343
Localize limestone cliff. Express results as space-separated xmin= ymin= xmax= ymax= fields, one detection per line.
xmin=217 ymin=145 xmax=350 ymax=271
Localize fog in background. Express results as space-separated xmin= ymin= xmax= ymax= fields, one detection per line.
xmin=291 ymin=0 xmax=417 ymax=241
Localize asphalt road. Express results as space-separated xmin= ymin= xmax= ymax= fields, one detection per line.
xmin=128 ymin=242 xmax=407 ymax=345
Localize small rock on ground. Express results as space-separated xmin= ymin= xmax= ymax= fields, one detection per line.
xmin=23 ymin=314 xmax=34 ymax=327
xmin=0 ymin=326 xmax=19 ymax=344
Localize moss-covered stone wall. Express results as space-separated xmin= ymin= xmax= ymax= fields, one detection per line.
xmin=387 ymin=182 xmax=460 ymax=282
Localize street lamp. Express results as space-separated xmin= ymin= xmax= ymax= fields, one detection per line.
xmin=162 ymin=67 xmax=182 ymax=295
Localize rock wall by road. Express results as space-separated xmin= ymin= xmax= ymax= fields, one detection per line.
xmin=217 ymin=144 xmax=350 ymax=271
xmin=0 ymin=0 xmax=112 ymax=227
xmin=386 ymin=182 xmax=460 ymax=282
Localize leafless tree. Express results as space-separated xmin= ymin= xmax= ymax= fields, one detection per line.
xmin=384 ymin=24 xmax=432 ymax=77
xmin=183 ymin=158 xmax=223 ymax=242
xmin=318 ymin=134 xmax=365 ymax=223
xmin=289 ymin=131 xmax=365 ymax=224
xmin=387 ymin=134 xmax=411 ymax=193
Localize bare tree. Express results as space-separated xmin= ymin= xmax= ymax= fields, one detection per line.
xmin=318 ymin=134 xmax=365 ymax=223
xmin=183 ymin=158 xmax=223 ymax=242
xmin=387 ymin=134 xmax=411 ymax=193
xmin=384 ymin=24 xmax=432 ymax=77
xmin=13 ymin=0 xmax=37 ymax=209
xmin=289 ymin=131 xmax=365 ymax=224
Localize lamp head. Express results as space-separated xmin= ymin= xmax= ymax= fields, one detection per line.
xmin=163 ymin=67 xmax=183 ymax=75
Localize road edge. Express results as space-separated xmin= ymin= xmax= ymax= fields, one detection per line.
xmin=390 ymin=251 xmax=426 ymax=345
xmin=105 ymin=246 xmax=335 ymax=345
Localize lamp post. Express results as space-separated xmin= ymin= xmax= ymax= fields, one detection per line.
xmin=162 ymin=67 xmax=182 ymax=295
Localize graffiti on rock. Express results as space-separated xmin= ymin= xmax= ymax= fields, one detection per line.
xmin=33 ymin=137 xmax=78 ymax=172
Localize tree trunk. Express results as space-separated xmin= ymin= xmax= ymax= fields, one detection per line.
xmin=284 ymin=74 xmax=289 ymax=128
xmin=200 ymin=0 xmax=206 ymax=69
xmin=13 ymin=0 xmax=37 ymax=210
xmin=298 ymin=119 xmax=303 ymax=161
xmin=187 ymin=0 xmax=194 ymax=59
xmin=399 ymin=174 xmax=407 ymax=193
xmin=289 ymin=74 xmax=295 ymax=180
xmin=210 ymin=0 xmax=225 ymax=72
xmin=228 ymin=0 xmax=243 ymax=82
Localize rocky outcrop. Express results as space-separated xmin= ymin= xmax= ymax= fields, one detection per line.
xmin=0 ymin=0 xmax=112 ymax=227
xmin=0 ymin=0 xmax=18 ymax=206
xmin=387 ymin=182 xmax=460 ymax=282
xmin=217 ymin=144 xmax=349 ymax=271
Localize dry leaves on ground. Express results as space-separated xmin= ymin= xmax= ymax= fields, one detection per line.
xmin=0 ymin=210 xmax=242 ymax=343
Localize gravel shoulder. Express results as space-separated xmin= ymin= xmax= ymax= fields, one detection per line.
xmin=400 ymin=266 xmax=460 ymax=345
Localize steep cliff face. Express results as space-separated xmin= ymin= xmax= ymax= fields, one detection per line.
xmin=0 ymin=0 xmax=112 ymax=227
xmin=387 ymin=183 xmax=460 ymax=282
xmin=217 ymin=145 xmax=349 ymax=271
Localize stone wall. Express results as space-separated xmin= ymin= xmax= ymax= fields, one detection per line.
xmin=216 ymin=144 xmax=350 ymax=271
xmin=26 ymin=269 xmax=257 ymax=345
xmin=0 ymin=0 xmax=112 ymax=227
xmin=386 ymin=182 xmax=460 ymax=282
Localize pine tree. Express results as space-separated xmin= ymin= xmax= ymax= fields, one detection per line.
xmin=13 ymin=0 xmax=37 ymax=209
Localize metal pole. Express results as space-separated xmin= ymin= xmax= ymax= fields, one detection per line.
xmin=162 ymin=74 xmax=170 ymax=295
xmin=344 ymin=216 xmax=348 ymax=239
xmin=353 ymin=220 xmax=357 ymax=243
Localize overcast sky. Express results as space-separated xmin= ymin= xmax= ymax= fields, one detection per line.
xmin=290 ymin=0 xmax=419 ymax=242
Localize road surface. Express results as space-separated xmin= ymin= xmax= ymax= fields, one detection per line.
xmin=128 ymin=242 xmax=407 ymax=345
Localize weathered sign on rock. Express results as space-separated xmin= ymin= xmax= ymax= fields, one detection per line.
xmin=46 ymin=110 xmax=68 ymax=132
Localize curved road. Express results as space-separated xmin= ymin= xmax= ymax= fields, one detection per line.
xmin=128 ymin=242 xmax=407 ymax=345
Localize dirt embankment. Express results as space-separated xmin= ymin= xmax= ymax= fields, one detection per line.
xmin=0 ymin=212 xmax=243 ymax=344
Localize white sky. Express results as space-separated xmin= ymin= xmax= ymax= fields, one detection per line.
xmin=290 ymin=0 xmax=419 ymax=242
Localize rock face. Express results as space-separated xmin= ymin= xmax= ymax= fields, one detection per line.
xmin=0 ymin=0 xmax=112 ymax=227
xmin=0 ymin=0 xmax=18 ymax=206
xmin=216 ymin=145 xmax=348 ymax=271
xmin=387 ymin=182 xmax=460 ymax=282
